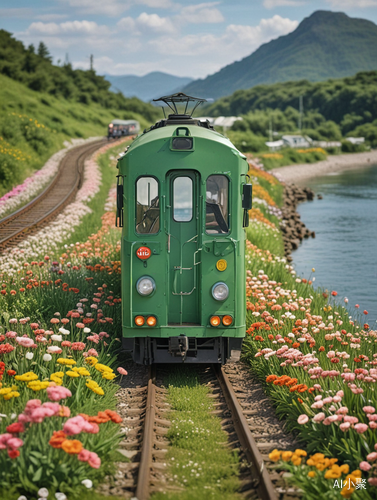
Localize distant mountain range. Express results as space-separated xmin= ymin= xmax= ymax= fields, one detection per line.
xmin=105 ymin=71 xmax=193 ymax=102
xmin=182 ymin=11 xmax=377 ymax=100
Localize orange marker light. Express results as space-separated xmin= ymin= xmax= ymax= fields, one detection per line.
xmin=222 ymin=315 xmax=233 ymax=326
xmin=135 ymin=315 xmax=145 ymax=326
xmin=146 ymin=316 xmax=157 ymax=327
xmin=210 ymin=316 xmax=221 ymax=327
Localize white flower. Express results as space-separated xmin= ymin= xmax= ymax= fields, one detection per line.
xmin=25 ymin=352 xmax=34 ymax=360
xmin=83 ymin=327 xmax=91 ymax=333
xmin=51 ymin=335 xmax=62 ymax=342
xmin=47 ymin=346 xmax=61 ymax=353
xmin=43 ymin=354 xmax=52 ymax=362
xmin=81 ymin=479 xmax=93 ymax=489
xmin=55 ymin=493 xmax=67 ymax=500
xmin=38 ymin=488 xmax=49 ymax=498
xmin=58 ymin=328 xmax=70 ymax=335
xmin=17 ymin=497 xmax=28 ymax=500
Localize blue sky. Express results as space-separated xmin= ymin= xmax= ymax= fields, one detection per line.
xmin=1 ymin=0 xmax=376 ymax=78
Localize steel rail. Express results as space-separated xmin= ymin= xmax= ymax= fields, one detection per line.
xmin=135 ymin=365 xmax=156 ymax=500
xmin=213 ymin=364 xmax=278 ymax=500
xmin=0 ymin=139 xmax=105 ymax=250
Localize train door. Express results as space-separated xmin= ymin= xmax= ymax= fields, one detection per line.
xmin=167 ymin=171 xmax=200 ymax=325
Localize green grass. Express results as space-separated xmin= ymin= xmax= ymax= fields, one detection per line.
xmin=64 ymin=140 xmax=130 ymax=246
xmin=152 ymin=368 xmax=242 ymax=500
xmin=246 ymin=223 xmax=285 ymax=257
xmin=0 ymin=73 xmax=155 ymax=196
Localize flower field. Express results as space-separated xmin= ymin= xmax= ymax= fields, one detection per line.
xmin=1 ymin=136 xmax=376 ymax=500
xmin=244 ymin=166 xmax=377 ymax=498
xmin=0 ymin=140 xmax=128 ymax=500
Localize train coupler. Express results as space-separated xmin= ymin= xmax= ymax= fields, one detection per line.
xmin=168 ymin=335 xmax=189 ymax=360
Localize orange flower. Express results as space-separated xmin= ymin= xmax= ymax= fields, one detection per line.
xmin=105 ymin=409 xmax=122 ymax=423
xmin=285 ymin=378 xmax=298 ymax=386
xmin=289 ymin=385 xmax=299 ymax=392
xmin=319 ymin=346 xmax=325 ymax=352
xmin=297 ymin=385 xmax=308 ymax=393
xmin=292 ymin=342 xmax=300 ymax=348
xmin=49 ymin=431 xmax=67 ymax=449
xmin=59 ymin=406 xmax=71 ymax=417
xmin=61 ymin=439 xmax=83 ymax=454
xmin=266 ymin=375 xmax=278 ymax=383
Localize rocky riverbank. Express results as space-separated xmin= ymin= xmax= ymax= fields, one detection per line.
xmin=280 ymin=183 xmax=316 ymax=261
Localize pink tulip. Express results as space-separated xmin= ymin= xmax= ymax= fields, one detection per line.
xmin=368 ymin=478 xmax=377 ymax=486
xmin=354 ymin=423 xmax=368 ymax=434
xmin=87 ymin=451 xmax=101 ymax=469
xmin=78 ymin=449 xmax=91 ymax=462
xmin=117 ymin=367 xmax=128 ymax=376
xmin=6 ymin=437 xmax=23 ymax=450
xmin=367 ymin=452 xmax=377 ymax=462
xmin=336 ymin=407 xmax=349 ymax=415
xmin=297 ymin=414 xmax=309 ymax=425
xmin=360 ymin=461 xmax=371 ymax=471
xmin=363 ymin=406 xmax=376 ymax=414
xmin=344 ymin=416 xmax=358 ymax=424
xmin=313 ymin=412 xmax=325 ymax=423
xmin=340 ymin=422 xmax=350 ymax=432
xmin=46 ymin=386 xmax=72 ymax=402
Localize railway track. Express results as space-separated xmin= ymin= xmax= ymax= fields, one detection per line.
xmin=210 ymin=363 xmax=301 ymax=499
xmin=101 ymin=361 xmax=301 ymax=500
xmin=0 ymin=138 xmax=106 ymax=251
xmin=101 ymin=365 xmax=174 ymax=499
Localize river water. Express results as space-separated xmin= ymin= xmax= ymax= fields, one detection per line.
xmin=291 ymin=164 xmax=377 ymax=326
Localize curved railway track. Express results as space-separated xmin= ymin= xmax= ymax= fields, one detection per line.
xmin=104 ymin=362 xmax=301 ymax=500
xmin=0 ymin=138 xmax=106 ymax=251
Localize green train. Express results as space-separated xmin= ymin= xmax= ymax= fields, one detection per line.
xmin=116 ymin=93 xmax=252 ymax=364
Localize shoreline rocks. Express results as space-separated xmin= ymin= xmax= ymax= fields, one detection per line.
xmin=280 ymin=184 xmax=316 ymax=261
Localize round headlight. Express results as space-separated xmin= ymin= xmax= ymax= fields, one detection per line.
xmin=212 ymin=282 xmax=229 ymax=301
xmin=136 ymin=276 xmax=155 ymax=296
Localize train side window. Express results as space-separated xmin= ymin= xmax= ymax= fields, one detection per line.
xmin=173 ymin=177 xmax=193 ymax=222
xmin=206 ymin=175 xmax=229 ymax=234
xmin=136 ymin=177 xmax=159 ymax=234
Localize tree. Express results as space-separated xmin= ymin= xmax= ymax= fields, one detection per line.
xmin=37 ymin=42 xmax=52 ymax=62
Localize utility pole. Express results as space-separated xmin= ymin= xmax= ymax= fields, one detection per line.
xmin=269 ymin=114 xmax=273 ymax=142
xmin=90 ymin=54 xmax=94 ymax=71
xmin=299 ymin=95 xmax=303 ymax=133
xmin=65 ymin=53 xmax=69 ymax=65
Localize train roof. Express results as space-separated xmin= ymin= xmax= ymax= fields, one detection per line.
xmin=127 ymin=115 xmax=243 ymax=154
xmin=110 ymin=119 xmax=139 ymax=125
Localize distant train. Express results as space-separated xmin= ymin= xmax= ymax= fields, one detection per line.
xmin=108 ymin=119 xmax=140 ymax=139
xmin=116 ymin=93 xmax=252 ymax=365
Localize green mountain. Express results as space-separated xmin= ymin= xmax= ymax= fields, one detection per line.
xmin=183 ymin=11 xmax=377 ymax=100
xmin=105 ymin=72 xmax=193 ymax=102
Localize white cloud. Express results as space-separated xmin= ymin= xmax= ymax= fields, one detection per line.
xmin=325 ymin=0 xmax=377 ymax=6
xmin=178 ymin=2 xmax=224 ymax=24
xmin=117 ymin=17 xmax=139 ymax=33
xmin=61 ymin=0 xmax=174 ymax=17
xmin=38 ymin=14 xmax=70 ymax=21
xmin=263 ymin=0 xmax=306 ymax=8
xmin=136 ymin=12 xmax=176 ymax=33
xmin=26 ymin=20 xmax=110 ymax=36
xmin=61 ymin=21 xmax=110 ymax=34
xmin=0 ymin=8 xmax=34 ymax=18
xmin=152 ymin=15 xmax=298 ymax=57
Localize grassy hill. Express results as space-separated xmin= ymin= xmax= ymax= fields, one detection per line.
xmin=0 ymin=73 xmax=161 ymax=196
xmin=183 ymin=11 xmax=377 ymax=100
xmin=204 ymin=70 xmax=377 ymax=153
xmin=0 ymin=30 xmax=162 ymax=196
